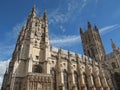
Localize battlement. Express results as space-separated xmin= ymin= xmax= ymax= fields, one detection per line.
xmin=50 ymin=46 xmax=97 ymax=65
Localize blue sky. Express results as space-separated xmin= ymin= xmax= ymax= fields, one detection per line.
xmin=0 ymin=0 xmax=120 ymax=60
xmin=1 ymin=0 xmax=120 ymax=60
xmin=1 ymin=0 xmax=120 ymax=88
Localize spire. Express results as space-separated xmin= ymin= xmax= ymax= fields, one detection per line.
xmin=94 ymin=24 xmax=98 ymax=31
xmin=111 ymin=39 xmax=117 ymax=50
xmin=29 ymin=5 xmax=36 ymax=18
xmin=58 ymin=48 xmax=62 ymax=54
xmin=80 ymin=27 xmax=83 ymax=34
xmin=43 ymin=10 xmax=47 ymax=20
xmin=26 ymin=5 xmax=36 ymax=27
xmin=88 ymin=21 xmax=92 ymax=30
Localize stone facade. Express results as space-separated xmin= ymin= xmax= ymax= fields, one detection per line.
xmin=80 ymin=22 xmax=105 ymax=61
xmin=80 ymin=22 xmax=120 ymax=90
xmin=103 ymin=40 xmax=120 ymax=90
xmin=1 ymin=6 xmax=119 ymax=90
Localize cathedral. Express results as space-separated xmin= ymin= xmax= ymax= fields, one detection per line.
xmin=1 ymin=6 xmax=120 ymax=90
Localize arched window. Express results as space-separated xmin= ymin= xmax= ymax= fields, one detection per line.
xmin=32 ymin=65 xmax=42 ymax=73
xmin=87 ymin=50 xmax=90 ymax=57
xmin=63 ymin=70 xmax=69 ymax=90
xmin=51 ymin=69 xmax=56 ymax=90
xmin=74 ymin=71 xmax=79 ymax=89
xmin=83 ymin=73 xmax=89 ymax=90
xmin=91 ymin=48 xmax=95 ymax=58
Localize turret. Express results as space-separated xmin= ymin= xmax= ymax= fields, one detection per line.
xmin=88 ymin=21 xmax=92 ymax=30
xmin=43 ymin=10 xmax=47 ymax=21
xmin=94 ymin=24 xmax=98 ymax=31
xmin=80 ymin=27 xmax=83 ymax=34
xmin=111 ymin=39 xmax=117 ymax=50
xmin=26 ymin=6 xmax=36 ymax=28
xmin=28 ymin=5 xmax=36 ymax=19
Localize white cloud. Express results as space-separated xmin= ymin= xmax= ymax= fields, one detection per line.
xmin=48 ymin=0 xmax=89 ymax=24
xmin=0 ymin=59 xmax=10 ymax=88
xmin=100 ymin=24 xmax=120 ymax=35
xmin=1 ymin=21 xmax=25 ymax=60
xmin=59 ymin=25 xmax=66 ymax=32
xmin=50 ymin=24 xmax=120 ymax=47
xmin=6 ymin=21 xmax=25 ymax=39
xmin=0 ymin=44 xmax=15 ymax=58
xmin=51 ymin=35 xmax=80 ymax=47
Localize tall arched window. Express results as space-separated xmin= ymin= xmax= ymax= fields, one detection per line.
xmin=32 ymin=65 xmax=42 ymax=73
xmin=51 ymin=69 xmax=56 ymax=90
xmin=87 ymin=50 xmax=90 ymax=57
xmin=83 ymin=73 xmax=89 ymax=90
xmin=74 ymin=71 xmax=79 ymax=89
xmin=63 ymin=70 xmax=69 ymax=90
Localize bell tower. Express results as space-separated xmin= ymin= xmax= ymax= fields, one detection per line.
xmin=80 ymin=22 xmax=105 ymax=61
xmin=1 ymin=6 xmax=52 ymax=90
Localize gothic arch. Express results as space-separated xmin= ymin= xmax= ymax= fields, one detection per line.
xmin=74 ymin=71 xmax=79 ymax=89
xmin=63 ymin=70 xmax=69 ymax=90
xmin=50 ymin=68 xmax=57 ymax=90
xmin=32 ymin=65 xmax=42 ymax=73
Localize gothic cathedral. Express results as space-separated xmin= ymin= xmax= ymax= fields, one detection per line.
xmin=1 ymin=6 xmax=120 ymax=90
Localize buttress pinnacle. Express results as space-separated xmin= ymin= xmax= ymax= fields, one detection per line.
xmin=29 ymin=5 xmax=36 ymax=18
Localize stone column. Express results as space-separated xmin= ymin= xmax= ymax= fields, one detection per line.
xmin=95 ymin=76 xmax=103 ymax=90
xmin=101 ymin=77 xmax=110 ymax=90
xmin=79 ymin=73 xmax=87 ymax=90
xmin=27 ymin=55 xmax=33 ymax=73
xmin=88 ymin=75 xmax=96 ymax=90
xmin=72 ymin=72 xmax=78 ymax=90
xmin=71 ymin=72 xmax=77 ymax=90
xmin=58 ymin=70 xmax=64 ymax=90
xmin=26 ymin=78 xmax=29 ymax=90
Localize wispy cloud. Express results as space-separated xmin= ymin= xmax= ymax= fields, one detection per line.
xmin=59 ymin=25 xmax=66 ymax=32
xmin=48 ymin=0 xmax=89 ymax=24
xmin=6 ymin=21 xmax=25 ymax=40
xmin=0 ymin=59 xmax=10 ymax=88
xmin=51 ymin=35 xmax=80 ymax=47
xmin=0 ymin=44 xmax=14 ymax=60
xmin=50 ymin=24 xmax=120 ymax=47
xmin=0 ymin=21 xmax=25 ymax=60
xmin=100 ymin=24 xmax=120 ymax=35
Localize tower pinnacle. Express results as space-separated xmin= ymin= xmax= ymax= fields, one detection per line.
xmin=80 ymin=28 xmax=83 ymax=34
xmin=94 ymin=24 xmax=98 ymax=30
xmin=88 ymin=21 xmax=92 ymax=30
xmin=111 ymin=39 xmax=117 ymax=50
xmin=29 ymin=5 xmax=36 ymax=18
xmin=43 ymin=10 xmax=47 ymax=20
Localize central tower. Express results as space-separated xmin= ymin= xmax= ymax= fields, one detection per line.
xmin=80 ymin=22 xmax=105 ymax=61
